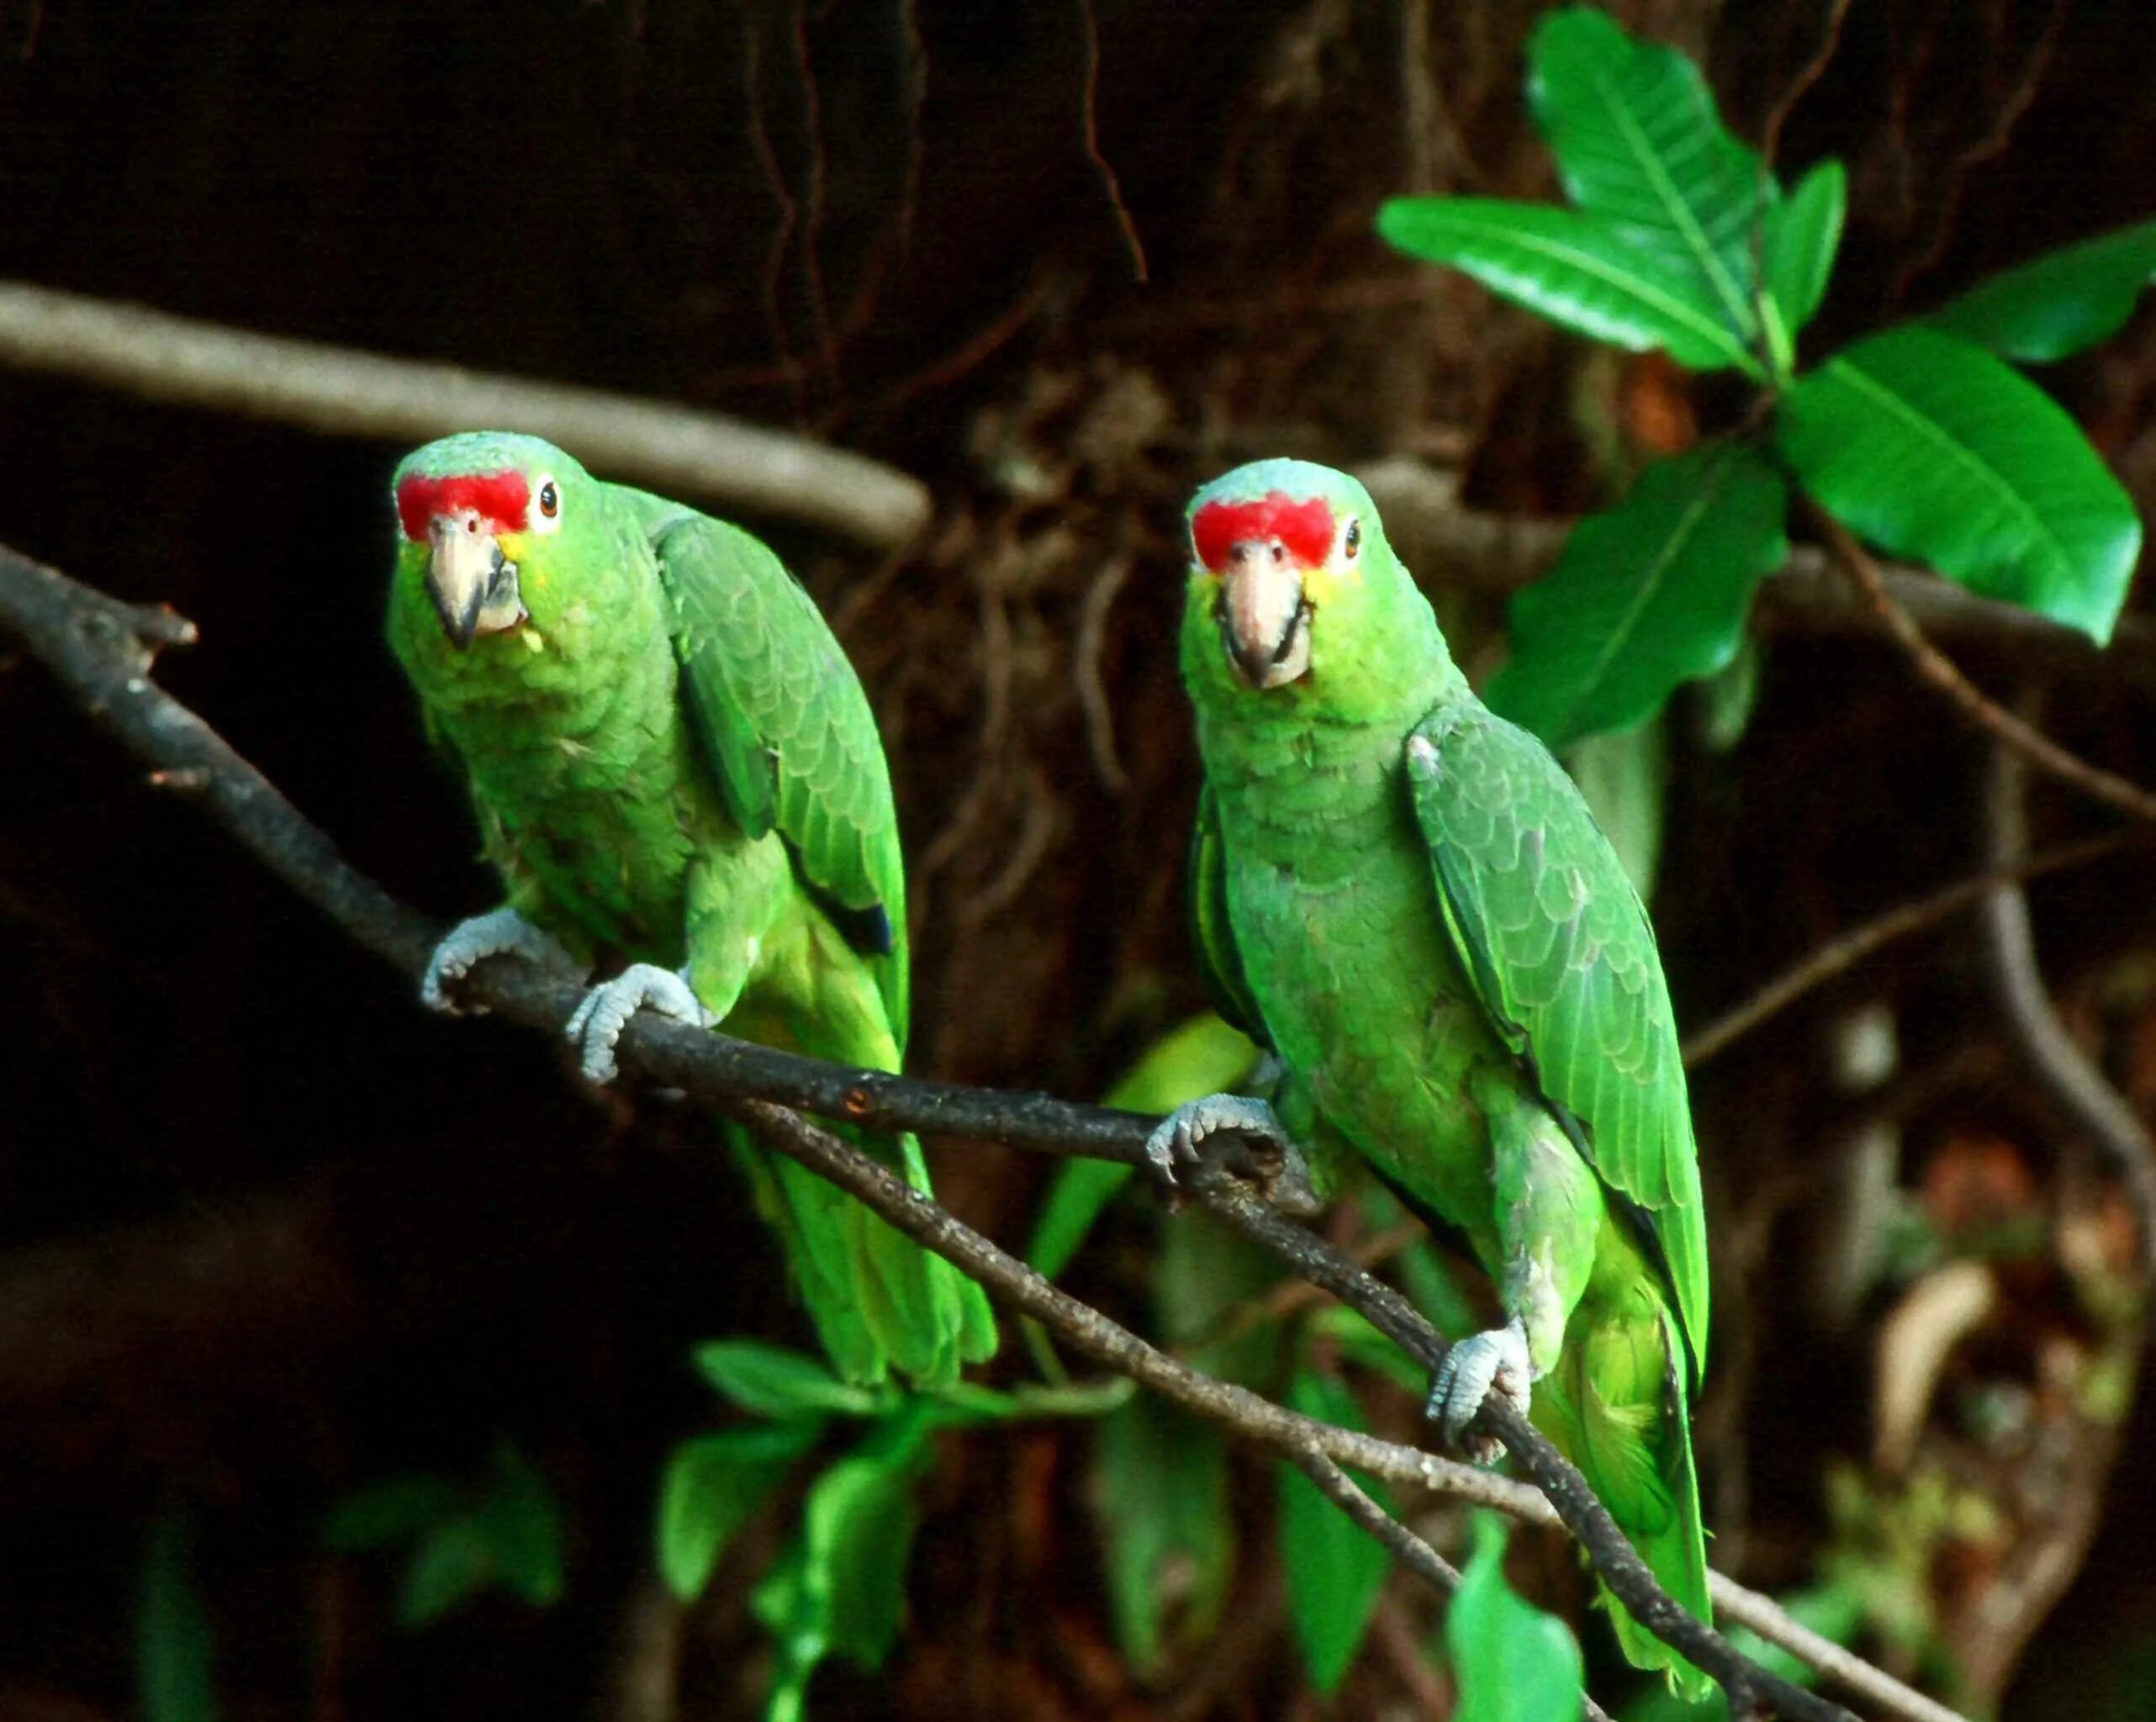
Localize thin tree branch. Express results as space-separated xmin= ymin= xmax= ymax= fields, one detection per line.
xmin=1984 ymin=692 xmax=2156 ymax=1274
xmin=0 ymin=282 xmax=929 ymax=549
xmin=1683 ymin=828 xmax=2145 ymax=1067
xmin=1817 ymin=507 xmax=2156 ymax=821
xmin=0 ymin=545 xmax=1970 ymax=1722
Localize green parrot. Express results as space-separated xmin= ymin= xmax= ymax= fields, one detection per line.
xmin=387 ymin=430 xmax=996 ymax=1387
xmin=1150 ymin=458 xmax=1710 ymax=1694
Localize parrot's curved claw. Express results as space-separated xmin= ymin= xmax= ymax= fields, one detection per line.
xmin=1142 ymin=1094 xmax=1321 ymax=1215
xmin=564 ymin=963 xmax=716 ymax=1086
xmin=422 ymin=908 xmax=574 ymax=1016
xmin=1426 ymin=1318 xmax=1533 ymax=1466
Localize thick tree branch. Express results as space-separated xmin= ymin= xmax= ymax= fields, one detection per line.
xmin=0 ymin=544 xmax=1967 ymax=1722
xmin=0 ymin=282 xmax=929 ymax=549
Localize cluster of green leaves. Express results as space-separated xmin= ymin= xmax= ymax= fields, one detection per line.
xmin=1029 ymin=1012 xmax=1583 ymax=1712
xmin=1380 ymin=5 xmax=2154 ymax=752
xmin=658 ymin=1339 xmax=1127 ymax=1720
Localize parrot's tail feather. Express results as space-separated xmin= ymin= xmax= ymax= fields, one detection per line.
xmin=729 ymin=1122 xmax=996 ymax=1387
xmin=1535 ymin=1296 xmax=1712 ymax=1701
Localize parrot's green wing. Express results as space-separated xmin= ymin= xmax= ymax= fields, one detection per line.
xmin=650 ymin=512 xmax=909 ymax=1039
xmin=1189 ymin=785 xmax=1271 ymax=1048
xmin=1403 ymin=703 xmax=1708 ymax=1374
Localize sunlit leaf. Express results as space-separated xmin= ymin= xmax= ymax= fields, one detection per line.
xmin=1566 ymin=713 xmax=1667 ymax=901
xmin=1928 ymin=218 xmax=2156 ymax=362
xmin=1447 ymin=1513 xmax=1584 ymax=1722
xmin=1530 ymin=6 xmax=1773 ymax=345
xmin=804 ymin=1445 xmax=925 ymax=1668
xmin=1778 ymin=326 xmax=2142 ymax=642
xmin=1378 ymin=199 xmax=1762 ymax=376
xmin=658 ymin=1423 xmax=822 ymax=1601
xmin=1486 ymin=442 xmax=1788 ymax=749
xmin=1277 ymin=1371 xmax=1389 ymax=1695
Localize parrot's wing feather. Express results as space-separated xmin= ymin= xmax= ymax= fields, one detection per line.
xmin=1189 ymin=786 xmax=1271 ymax=1048
xmin=1405 ymin=703 xmax=1709 ymax=1373
xmin=652 ymin=514 xmax=909 ymax=1034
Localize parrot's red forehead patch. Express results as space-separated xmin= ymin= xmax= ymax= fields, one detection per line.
xmin=396 ymin=470 xmax=531 ymax=542
xmin=1191 ymin=492 xmax=1336 ymax=572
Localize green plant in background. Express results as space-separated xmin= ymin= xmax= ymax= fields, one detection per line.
xmin=325 ymin=1440 xmax=566 ymax=1628
xmin=1380 ymin=4 xmax=2153 ymax=753
xmin=658 ymin=1339 xmax=1127 ymax=1720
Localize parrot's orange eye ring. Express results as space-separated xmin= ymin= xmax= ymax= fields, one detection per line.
xmin=1344 ymin=519 xmax=1361 ymax=559
xmin=531 ymin=476 xmax=564 ymax=535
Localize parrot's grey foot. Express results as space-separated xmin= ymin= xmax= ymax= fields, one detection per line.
xmin=563 ymin=963 xmax=715 ymax=1086
xmin=421 ymin=908 xmax=574 ymax=1016
xmin=1142 ymin=1094 xmax=1321 ymax=1216
xmin=1427 ymin=1318 xmax=1533 ymax=1466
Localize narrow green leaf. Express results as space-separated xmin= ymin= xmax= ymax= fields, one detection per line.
xmin=1778 ymin=326 xmax=2143 ymax=642
xmin=140 ymin=1502 xmax=219 ymax=1722
xmin=1694 ymin=636 xmax=1765 ymax=754
xmin=1530 ymin=6 xmax=1773 ymax=343
xmin=693 ymin=1339 xmax=890 ymax=1420
xmin=1486 ymin=442 xmax=1789 ymax=749
xmin=658 ymin=1423 xmax=822 ymax=1601
xmin=474 ymin=1443 xmax=565 ymax=1608
xmin=1929 ymin=218 xmax=2156 ymax=362
xmin=1092 ymin=1397 xmax=1236 ymax=1680
xmin=1763 ymin=159 xmax=1846 ymax=341
xmin=1377 ymin=198 xmax=1762 ymax=377
xmin=1278 ymin=1372 xmax=1388 ymax=1695
xmin=923 ymin=1376 xmax=1133 ymax=1424
xmin=1447 ymin=1513 xmax=1584 ymax=1722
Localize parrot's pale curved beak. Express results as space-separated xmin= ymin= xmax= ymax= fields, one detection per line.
xmin=1218 ymin=538 xmax=1313 ymax=688
xmin=425 ymin=510 xmax=527 ymax=650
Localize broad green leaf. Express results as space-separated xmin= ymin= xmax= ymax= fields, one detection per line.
xmin=141 ymin=1502 xmax=219 ymax=1722
xmin=473 ymin=1443 xmax=565 ymax=1607
xmin=398 ymin=1522 xmax=498 ymax=1629
xmin=1486 ymin=442 xmax=1789 ymax=748
xmin=323 ymin=1474 xmax=464 ymax=1551
xmin=1778 ymin=326 xmax=2143 ymax=642
xmin=658 ymin=1423 xmax=822 ymax=1601
xmin=1566 ymin=713 xmax=1667 ymax=900
xmin=1447 ymin=1513 xmax=1585 ymax=1722
xmin=1763 ymin=159 xmax=1846 ymax=343
xmin=802 ymin=1445 xmax=926 ymax=1668
xmin=1377 ymin=199 xmax=1762 ymax=377
xmin=1929 ymin=218 xmax=2156 ymax=362
xmin=693 ymin=1339 xmax=890 ymax=1420
xmin=1277 ymin=1371 xmax=1388 ymax=1695
xmin=1092 ymin=1396 xmax=1235 ymax=1680
xmin=1530 ymin=7 xmax=1773 ymax=345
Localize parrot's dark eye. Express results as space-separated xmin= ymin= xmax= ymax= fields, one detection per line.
xmin=1344 ymin=519 xmax=1361 ymax=559
xmin=531 ymin=475 xmax=564 ymax=535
